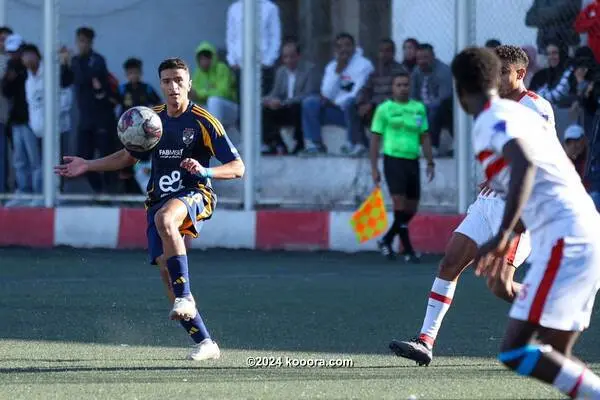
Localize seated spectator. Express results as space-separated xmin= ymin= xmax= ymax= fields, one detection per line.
xmin=262 ymin=37 xmax=319 ymax=155
xmin=401 ymin=38 xmax=418 ymax=74
xmin=485 ymin=39 xmax=501 ymax=49
xmin=530 ymin=42 xmax=577 ymax=109
xmin=356 ymin=38 xmax=404 ymax=137
xmin=117 ymin=57 xmax=161 ymax=194
xmin=563 ymin=124 xmax=589 ymax=181
xmin=410 ymin=43 xmax=453 ymax=156
xmin=522 ymin=45 xmax=540 ymax=87
xmin=191 ymin=41 xmax=238 ymax=129
xmin=300 ymin=33 xmax=374 ymax=156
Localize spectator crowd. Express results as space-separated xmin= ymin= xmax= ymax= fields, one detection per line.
xmin=3 ymin=0 xmax=600 ymax=213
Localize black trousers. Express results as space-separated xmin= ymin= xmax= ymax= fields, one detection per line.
xmin=262 ymin=103 xmax=303 ymax=150
xmin=77 ymin=123 xmax=118 ymax=193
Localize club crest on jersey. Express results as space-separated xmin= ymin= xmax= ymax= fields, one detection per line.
xmin=182 ymin=128 xmax=195 ymax=146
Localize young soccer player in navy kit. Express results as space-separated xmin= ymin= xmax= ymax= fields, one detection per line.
xmin=56 ymin=58 xmax=245 ymax=361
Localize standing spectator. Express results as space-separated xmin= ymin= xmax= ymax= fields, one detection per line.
xmin=300 ymin=33 xmax=374 ymax=156
xmin=0 ymin=26 xmax=12 ymax=195
xmin=356 ymin=38 xmax=405 ymax=139
xmin=525 ymin=0 xmax=582 ymax=53
xmin=401 ymin=38 xmax=418 ymax=74
xmin=191 ymin=42 xmax=238 ymax=130
xmin=410 ymin=43 xmax=453 ymax=156
xmin=369 ymin=72 xmax=435 ymax=262
xmin=2 ymin=34 xmax=39 ymax=207
xmin=575 ymin=0 xmax=600 ymax=63
xmin=22 ymin=44 xmax=73 ymax=203
xmin=262 ymin=37 xmax=319 ymax=155
xmin=118 ymin=58 xmax=160 ymax=111
xmin=226 ymin=0 xmax=281 ymax=96
xmin=117 ymin=57 xmax=161 ymax=194
xmin=65 ymin=27 xmax=118 ymax=194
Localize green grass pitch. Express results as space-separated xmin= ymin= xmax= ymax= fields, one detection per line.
xmin=0 ymin=248 xmax=598 ymax=399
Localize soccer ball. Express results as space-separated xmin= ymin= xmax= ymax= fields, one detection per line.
xmin=117 ymin=106 xmax=163 ymax=152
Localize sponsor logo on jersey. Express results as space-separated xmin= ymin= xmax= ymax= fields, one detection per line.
xmin=158 ymin=149 xmax=184 ymax=158
xmin=183 ymin=128 xmax=195 ymax=145
xmin=159 ymin=170 xmax=183 ymax=193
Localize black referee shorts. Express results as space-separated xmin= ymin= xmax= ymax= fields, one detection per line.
xmin=383 ymin=155 xmax=420 ymax=200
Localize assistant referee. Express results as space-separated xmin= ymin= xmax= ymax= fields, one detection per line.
xmin=369 ymin=71 xmax=435 ymax=262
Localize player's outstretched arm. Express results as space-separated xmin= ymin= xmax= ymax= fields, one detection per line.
xmin=55 ymin=149 xmax=138 ymax=178
xmin=180 ymin=157 xmax=244 ymax=180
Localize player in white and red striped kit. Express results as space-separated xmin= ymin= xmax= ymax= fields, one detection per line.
xmin=389 ymin=46 xmax=556 ymax=366
xmin=455 ymin=47 xmax=600 ymax=399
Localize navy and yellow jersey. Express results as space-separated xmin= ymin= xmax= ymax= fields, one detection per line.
xmin=127 ymin=102 xmax=240 ymax=207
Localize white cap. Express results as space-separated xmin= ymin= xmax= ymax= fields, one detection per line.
xmin=564 ymin=124 xmax=584 ymax=140
xmin=5 ymin=34 xmax=23 ymax=52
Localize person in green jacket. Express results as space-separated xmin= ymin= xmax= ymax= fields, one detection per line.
xmin=191 ymin=41 xmax=238 ymax=129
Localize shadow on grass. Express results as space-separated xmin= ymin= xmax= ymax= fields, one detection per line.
xmin=0 ymin=247 xmax=598 ymax=362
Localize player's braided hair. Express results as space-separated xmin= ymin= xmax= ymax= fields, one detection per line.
xmin=494 ymin=45 xmax=529 ymax=69
xmin=451 ymin=47 xmax=501 ymax=94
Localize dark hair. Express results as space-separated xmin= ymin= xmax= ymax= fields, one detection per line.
xmin=380 ymin=38 xmax=396 ymax=52
xmin=417 ymin=43 xmax=434 ymax=54
xmin=76 ymin=26 xmax=95 ymax=40
xmin=485 ymin=39 xmax=502 ymax=48
xmin=0 ymin=26 xmax=13 ymax=36
xmin=282 ymin=36 xmax=301 ymax=53
xmin=451 ymin=47 xmax=501 ymax=94
xmin=392 ymin=71 xmax=410 ymax=82
xmin=123 ymin=57 xmax=142 ymax=71
xmin=158 ymin=57 xmax=189 ymax=77
xmin=494 ymin=45 xmax=529 ymax=68
xmin=335 ymin=32 xmax=355 ymax=45
xmin=21 ymin=43 xmax=41 ymax=59
xmin=196 ymin=50 xmax=213 ymax=59
xmin=403 ymin=38 xmax=419 ymax=47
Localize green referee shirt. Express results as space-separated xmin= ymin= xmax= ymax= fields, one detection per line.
xmin=370 ymin=99 xmax=429 ymax=160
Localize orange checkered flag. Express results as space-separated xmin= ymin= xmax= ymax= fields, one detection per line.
xmin=350 ymin=187 xmax=388 ymax=243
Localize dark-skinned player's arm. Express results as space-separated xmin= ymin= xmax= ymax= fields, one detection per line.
xmin=474 ymin=137 xmax=536 ymax=277
xmin=54 ymin=149 xmax=138 ymax=178
xmin=180 ymin=113 xmax=245 ymax=180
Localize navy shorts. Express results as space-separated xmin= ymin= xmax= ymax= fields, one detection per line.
xmin=146 ymin=187 xmax=216 ymax=265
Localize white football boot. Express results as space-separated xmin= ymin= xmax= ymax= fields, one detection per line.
xmin=169 ymin=297 xmax=197 ymax=321
xmin=188 ymin=339 xmax=221 ymax=361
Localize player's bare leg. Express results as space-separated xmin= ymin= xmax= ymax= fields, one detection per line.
xmin=154 ymin=198 xmax=220 ymax=360
xmin=390 ymin=232 xmax=477 ymax=365
xmin=499 ymin=319 xmax=600 ymax=398
xmin=153 ymin=199 xmax=196 ymax=320
xmin=156 ymin=255 xmax=176 ymax=304
xmin=378 ymin=195 xmax=420 ymax=262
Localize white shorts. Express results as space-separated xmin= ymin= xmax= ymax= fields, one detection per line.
xmin=509 ymin=231 xmax=600 ymax=331
xmin=454 ymin=195 xmax=532 ymax=267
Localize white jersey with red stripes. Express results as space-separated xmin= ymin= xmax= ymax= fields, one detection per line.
xmin=478 ymin=90 xmax=555 ymax=199
xmin=474 ymin=98 xmax=600 ymax=331
xmin=473 ymin=98 xmax=595 ymax=235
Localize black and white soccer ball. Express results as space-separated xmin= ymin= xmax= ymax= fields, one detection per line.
xmin=117 ymin=106 xmax=163 ymax=152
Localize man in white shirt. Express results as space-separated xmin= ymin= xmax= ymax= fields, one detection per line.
xmin=262 ymin=37 xmax=319 ymax=154
xmin=22 ymin=43 xmax=73 ymax=203
xmin=300 ymin=33 xmax=374 ymax=156
xmin=226 ymin=0 xmax=281 ymax=95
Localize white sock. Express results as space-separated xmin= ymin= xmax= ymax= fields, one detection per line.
xmin=418 ymin=277 xmax=456 ymax=347
xmin=554 ymin=359 xmax=600 ymax=399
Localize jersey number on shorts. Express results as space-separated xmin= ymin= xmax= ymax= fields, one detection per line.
xmin=159 ymin=171 xmax=183 ymax=193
